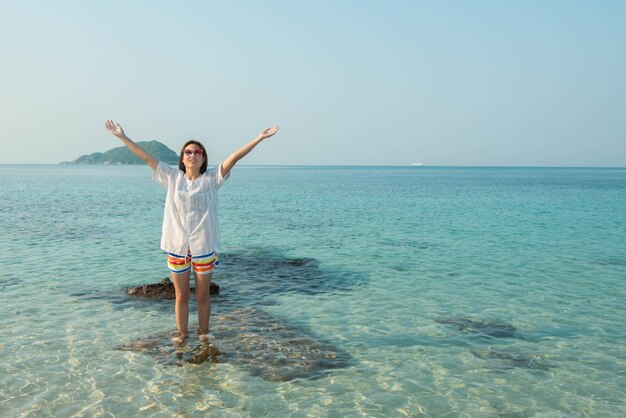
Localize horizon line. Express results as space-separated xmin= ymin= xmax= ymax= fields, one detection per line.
xmin=0 ymin=163 xmax=624 ymax=169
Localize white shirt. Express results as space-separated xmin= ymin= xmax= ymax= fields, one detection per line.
xmin=152 ymin=161 xmax=229 ymax=256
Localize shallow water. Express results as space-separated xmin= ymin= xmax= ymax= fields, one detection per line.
xmin=1 ymin=164 xmax=625 ymax=416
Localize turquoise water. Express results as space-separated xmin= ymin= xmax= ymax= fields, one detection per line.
xmin=1 ymin=164 xmax=625 ymax=417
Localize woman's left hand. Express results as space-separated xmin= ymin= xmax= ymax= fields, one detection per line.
xmin=258 ymin=125 xmax=280 ymax=140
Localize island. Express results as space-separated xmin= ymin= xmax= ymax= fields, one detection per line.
xmin=61 ymin=140 xmax=178 ymax=165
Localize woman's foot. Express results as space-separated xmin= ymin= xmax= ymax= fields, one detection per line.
xmin=172 ymin=332 xmax=188 ymax=344
xmin=198 ymin=331 xmax=213 ymax=343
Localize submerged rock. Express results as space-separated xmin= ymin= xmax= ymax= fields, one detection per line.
xmin=122 ymin=249 xmax=364 ymax=301
xmin=472 ymin=347 xmax=553 ymax=370
xmin=116 ymin=307 xmax=352 ymax=381
xmin=117 ymin=332 xmax=222 ymax=365
xmin=217 ymin=252 xmax=366 ymax=300
xmin=125 ymin=278 xmax=220 ymax=298
xmin=115 ymin=250 xmax=358 ymax=380
xmin=435 ymin=316 xmax=518 ymax=338
xmin=434 ymin=317 xmax=552 ymax=370
xmin=121 ymin=250 xmax=365 ymax=303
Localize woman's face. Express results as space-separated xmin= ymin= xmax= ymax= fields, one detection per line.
xmin=182 ymin=144 xmax=205 ymax=170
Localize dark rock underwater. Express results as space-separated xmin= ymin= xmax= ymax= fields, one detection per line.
xmin=112 ymin=250 xmax=364 ymax=381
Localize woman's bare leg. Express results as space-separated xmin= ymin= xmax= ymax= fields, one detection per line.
xmin=171 ymin=270 xmax=191 ymax=342
xmin=195 ymin=272 xmax=213 ymax=337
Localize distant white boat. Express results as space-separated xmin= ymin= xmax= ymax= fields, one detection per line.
xmin=410 ymin=162 xmax=424 ymax=166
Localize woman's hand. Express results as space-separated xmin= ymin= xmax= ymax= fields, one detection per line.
xmin=105 ymin=119 xmax=126 ymax=138
xmin=258 ymin=125 xmax=280 ymax=140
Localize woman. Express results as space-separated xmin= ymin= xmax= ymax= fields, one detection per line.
xmin=105 ymin=119 xmax=279 ymax=343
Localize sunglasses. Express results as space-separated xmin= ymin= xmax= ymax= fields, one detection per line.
xmin=183 ymin=150 xmax=204 ymax=157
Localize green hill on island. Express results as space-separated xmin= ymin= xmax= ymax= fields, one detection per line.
xmin=62 ymin=141 xmax=179 ymax=165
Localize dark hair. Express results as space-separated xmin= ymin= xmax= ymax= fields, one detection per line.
xmin=179 ymin=140 xmax=208 ymax=174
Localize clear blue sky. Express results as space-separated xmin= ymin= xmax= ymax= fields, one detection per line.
xmin=1 ymin=0 xmax=625 ymax=166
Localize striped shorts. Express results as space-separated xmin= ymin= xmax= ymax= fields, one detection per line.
xmin=167 ymin=250 xmax=219 ymax=275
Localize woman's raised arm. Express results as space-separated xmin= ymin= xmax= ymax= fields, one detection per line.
xmin=220 ymin=125 xmax=280 ymax=178
xmin=104 ymin=120 xmax=159 ymax=171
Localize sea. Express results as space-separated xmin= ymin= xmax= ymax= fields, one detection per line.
xmin=1 ymin=164 xmax=625 ymax=417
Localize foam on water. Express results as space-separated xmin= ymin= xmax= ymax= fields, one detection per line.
xmin=1 ymin=164 xmax=625 ymax=416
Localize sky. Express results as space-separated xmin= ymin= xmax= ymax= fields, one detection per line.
xmin=1 ymin=0 xmax=625 ymax=166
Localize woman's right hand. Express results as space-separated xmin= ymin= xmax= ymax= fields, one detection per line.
xmin=105 ymin=119 xmax=126 ymax=138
